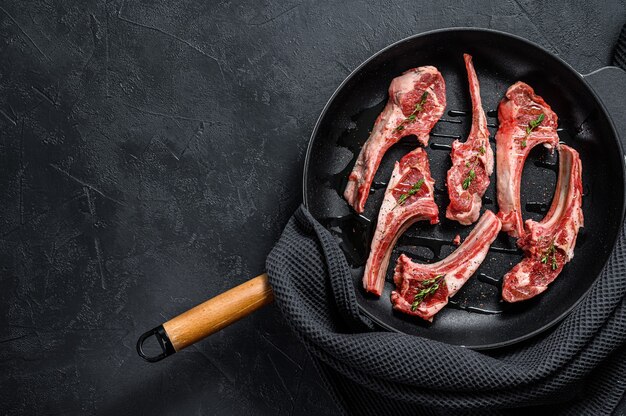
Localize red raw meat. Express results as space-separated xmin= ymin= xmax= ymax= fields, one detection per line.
xmin=502 ymin=145 xmax=583 ymax=302
xmin=496 ymin=82 xmax=560 ymax=237
xmin=446 ymin=54 xmax=494 ymax=225
xmin=391 ymin=210 xmax=501 ymax=321
xmin=362 ymin=147 xmax=439 ymax=296
xmin=344 ymin=66 xmax=446 ymax=213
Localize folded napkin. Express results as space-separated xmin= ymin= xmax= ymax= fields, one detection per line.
xmin=267 ymin=206 xmax=626 ymax=415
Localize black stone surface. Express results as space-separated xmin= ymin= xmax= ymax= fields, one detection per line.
xmin=0 ymin=1 xmax=624 ymax=415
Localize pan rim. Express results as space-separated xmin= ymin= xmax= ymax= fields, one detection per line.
xmin=301 ymin=27 xmax=626 ymax=350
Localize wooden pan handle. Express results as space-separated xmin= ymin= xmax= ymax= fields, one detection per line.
xmin=137 ymin=273 xmax=274 ymax=362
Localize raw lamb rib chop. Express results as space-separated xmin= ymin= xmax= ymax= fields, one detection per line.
xmin=446 ymin=54 xmax=494 ymax=225
xmin=363 ymin=147 xmax=439 ymax=296
xmin=496 ymin=82 xmax=559 ymax=237
xmin=344 ymin=66 xmax=446 ymax=213
xmin=391 ymin=210 xmax=501 ymax=321
xmin=502 ymin=145 xmax=583 ymax=302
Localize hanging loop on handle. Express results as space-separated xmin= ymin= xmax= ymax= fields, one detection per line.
xmin=136 ymin=325 xmax=176 ymax=362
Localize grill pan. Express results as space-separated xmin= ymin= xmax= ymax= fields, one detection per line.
xmin=138 ymin=28 xmax=626 ymax=361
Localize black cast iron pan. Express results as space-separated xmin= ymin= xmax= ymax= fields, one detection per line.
xmin=138 ymin=28 xmax=626 ymax=361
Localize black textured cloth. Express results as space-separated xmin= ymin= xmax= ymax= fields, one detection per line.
xmin=613 ymin=24 xmax=626 ymax=69
xmin=266 ymin=206 xmax=626 ymax=415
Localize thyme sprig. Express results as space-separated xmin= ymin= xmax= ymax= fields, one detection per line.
xmin=461 ymin=146 xmax=486 ymax=190
xmin=411 ymin=274 xmax=445 ymax=311
xmin=521 ymin=113 xmax=545 ymax=148
xmin=398 ymin=178 xmax=425 ymax=205
xmin=540 ymin=239 xmax=558 ymax=270
xmin=462 ymin=167 xmax=476 ymax=190
xmin=395 ymin=91 xmax=429 ymax=132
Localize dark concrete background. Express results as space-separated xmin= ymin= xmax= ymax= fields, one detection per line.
xmin=0 ymin=0 xmax=625 ymax=415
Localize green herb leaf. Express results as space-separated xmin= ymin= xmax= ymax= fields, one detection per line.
xmin=395 ymin=91 xmax=430 ymax=133
xmin=521 ymin=139 xmax=527 ymax=148
xmin=478 ymin=146 xmax=486 ymax=155
xmin=462 ymin=168 xmax=476 ymax=190
xmin=420 ymin=274 xmax=445 ymax=286
xmin=529 ymin=113 xmax=545 ymax=129
xmin=524 ymin=113 xmax=545 ymax=141
xmin=398 ymin=178 xmax=425 ymax=205
xmin=414 ymin=91 xmax=429 ymax=112
xmin=411 ymin=274 xmax=445 ymax=311
xmin=541 ymin=240 xmax=559 ymax=270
